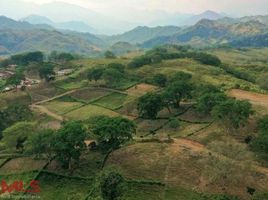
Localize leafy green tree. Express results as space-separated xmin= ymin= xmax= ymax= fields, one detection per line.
xmin=89 ymin=116 xmax=135 ymax=150
xmin=257 ymin=73 xmax=268 ymax=90
xmin=152 ymin=73 xmax=167 ymax=87
xmin=2 ymin=121 xmax=37 ymax=151
xmin=87 ymin=67 xmax=104 ymax=82
xmin=26 ymin=129 xmax=54 ymax=159
xmin=137 ymin=93 xmax=164 ymax=119
xmin=38 ymin=63 xmax=55 ymax=82
xmin=107 ymin=63 xmax=125 ymax=73
xmin=212 ymin=99 xmax=253 ymax=130
xmin=99 ymin=168 xmax=125 ymax=200
xmin=52 ymin=121 xmax=86 ymax=169
xmin=168 ymin=71 xmax=192 ymax=83
xmin=102 ymin=68 xmax=123 ymax=86
xmin=162 ymin=81 xmax=193 ymax=108
xmin=251 ymin=116 xmax=268 ymax=160
xmin=5 ymin=71 xmax=25 ymax=89
xmin=257 ymin=115 xmax=268 ymax=134
xmin=196 ymin=92 xmax=228 ymax=114
xmin=0 ymin=104 xmax=32 ymax=137
xmin=11 ymin=51 xmax=44 ymax=65
xmin=105 ymin=51 xmax=116 ymax=59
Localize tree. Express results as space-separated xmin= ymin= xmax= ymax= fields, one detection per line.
xmin=137 ymin=93 xmax=164 ymax=119
xmin=38 ymin=63 xmax=55 ymax=82
xmin=257 ymin=73 xmax=268 ymax=90
xmin=168 ymin=71 xmax=192 ymax=83
xmin=257 ymin=115 xmax=268 ymax=134
xmin=99 ymin=168 xmax=125 ymax=200
xmin=196 ymin=92 xmax=228 ymax=114
xmin=26 ymin=129 xmax=54 ymax=159
xmin=10 ymin=51 xmax=44 ymax=65
xmin=107 ymin=63 xmax=125 ymax=73
xmin=102 ymin=68 xmax=123 ymax=86
xmin=162 ymin=81 xmax=193 ymax=108
xmin=0 ymin=104 xmax=32 ymax=137
xmin=87 ymin=67 xmax=104 ymax=83
xmin=89 ymin=116 xmax=136 ymax=150
xmin=251 ymin=116 xmax=268 ymax=160
xmin=2 ymin=122 xmax=37 ymax=151
xmin=212 ymin=99 xmax=253 ymax=130
xmin=52 ymin=121 xmax=86 ymax=169
xmin=105 ymin=51 xmax=116 ymax=59
xmin=152 ymin=73 xmax=167 ymax=87
xmin=5 ymin=71 xmax=25 ymax=90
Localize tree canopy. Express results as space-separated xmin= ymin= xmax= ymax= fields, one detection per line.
xmin=52 ymin=121 xmax=86 ymax=169
xmin=89 ymin=116 xmax=136 ymax=150
xmin=137 ymin=92 xmax=164 ymax=119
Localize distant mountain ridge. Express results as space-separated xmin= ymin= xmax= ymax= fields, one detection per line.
xmin=21 ymin=15 xmax=96 ymax=33
xmin=142 ymin=15 xmax=268 ymax=48
xmin=0 ymin=16 xmax=104 ymax=55
xmin=105 ymin=26 xmax=182 ymax=44
xmin=1 ymin=14 xmax=268 ymax=56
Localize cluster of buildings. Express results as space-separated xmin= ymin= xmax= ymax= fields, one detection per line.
xmin=2 ymin=78 xmax=40 ymax=92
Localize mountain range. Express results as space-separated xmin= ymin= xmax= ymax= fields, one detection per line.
xmin=0 ymin=14 xmax=268 ymax=56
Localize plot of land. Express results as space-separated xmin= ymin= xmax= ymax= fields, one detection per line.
xmin=65 ymin=104 xmax=119 ymax=120
xmin=229 ymin=89 xmax=268 ymax=108
xmin=43 ymin=100 xmax=84 ymax=115
xmin=107 ymin=139 xmax=268 ymax=200
xmin=70 ymin=88 xmax=111 ymax=102
xmin=37 ymin=173 xmax=91 ymax=200
xmin=127 ymin=83 xmax=158 ymax=97
xmin=0 ymin=157 xmax=47 ymax=174
xmin=229 ymin=89 xmax=268 ymax=115
xmin=93 ymin=92 xmax=128 ymax=110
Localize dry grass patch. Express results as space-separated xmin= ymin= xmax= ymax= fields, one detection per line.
xmin=127 ymin=83 xmax=158 ymax=97
xmin=0 ymin=157 xmax=47 ymax=174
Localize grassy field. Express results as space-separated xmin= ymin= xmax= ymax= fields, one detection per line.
xmin=93 ymin=92 xmax=128 ymax=110
xmin=0 ymin=157 xmax=47 ymax=174
xmin=70 ymin=88 xmax=111 ymax=103
xmin=43 ymin=100 xmax=84 ymax=115
xmin=64 ymin=104 xmax=119 ymax=120
xmin=37 ymin=172 xmax=92 ymax=200
xmin=1 ymin=47 xmax=268 ymax=199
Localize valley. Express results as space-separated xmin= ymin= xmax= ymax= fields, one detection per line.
xmin=0 ymin=45 xmax=267 ymax=199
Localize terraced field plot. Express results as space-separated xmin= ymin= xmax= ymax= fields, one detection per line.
xmin=127 ymin=83 xmax=158 ymax=97
xmin=43 ymin=100 xmax=84 ymax=115
xmin=107 ymin=139 xmax=268 ymax=200
xmin=0 ymin=157 xmax=47 ymax=174
xmin=65 ymin=104 xmax=119 ymax=120
xmin=70 ymin=88 xmax=111 ymax=102
xmin=37 ymin=173 xmax=92 ymax=200
xmin=93 ymin=92 xmax=128 ymax=110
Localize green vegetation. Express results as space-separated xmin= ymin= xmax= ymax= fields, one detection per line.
xmin=94 ymin=93 xmax=128 ymax=110
xmin=0 ymin=45 xmax=267 ymax=200
xmin=88 ymin=116 xmax=136 ymax=150
xmin=137 ymin=93 xmax=164 ymax=119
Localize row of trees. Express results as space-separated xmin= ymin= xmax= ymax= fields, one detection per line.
xmin=87 ymin=63 xmax=126 ymax=87
xmin=138 ymin=72 xmax=193 ymax=119
xmin=251 ymin=116 xmax=268 ymax=160
xmin=128 ymin=47 xmax=222 ymax=68
xmin=137 ymin=72 xmax=253 ymax=131
xmin=1 ymin=115 xmax=136 ymax=170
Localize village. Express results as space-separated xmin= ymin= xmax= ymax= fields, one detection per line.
xmin=0 ymin=64 xmax=74 ymax=93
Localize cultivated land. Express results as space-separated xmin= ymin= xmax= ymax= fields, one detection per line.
xmin=0 ymin=47 xmax=268 ymax=200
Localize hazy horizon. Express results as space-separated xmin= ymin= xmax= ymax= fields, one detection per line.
xmin=1 ymin=0 xmax=268 ymax=34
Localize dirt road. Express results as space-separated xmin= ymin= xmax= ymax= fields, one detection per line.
xmin=31 ymin=104 xmax=64 ymax=121
xmin=229 ymin=89 xmax=268 ymax=108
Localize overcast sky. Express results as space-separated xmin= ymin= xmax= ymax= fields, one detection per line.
xmin=20 ymin=0 xmax=268 ymax=16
